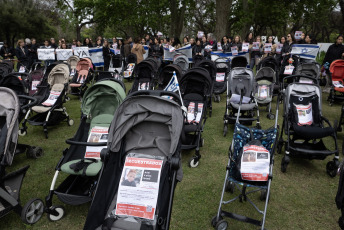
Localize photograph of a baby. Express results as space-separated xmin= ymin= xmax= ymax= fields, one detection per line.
xmin=121 ymin=169 xmax=142 ymax=187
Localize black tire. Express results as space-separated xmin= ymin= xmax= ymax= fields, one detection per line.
xmin=267 ymin=114 xmax=275 ymax=120
xmin=260 ymin=189 xmax=269 ymax=201
xmin=223 ymin=125 xmax=228 ymax=137
xmin=21 ymin=198 xmax=44 ymax=224
xmin=326 ymin=161 xmax=338 ymax=177
xmin=225 ymin=180 xmax=234 ymax=193
xmin=215 ymin=219 xmax=228 ymax=230
xmin=281 ymin=156 xmax=288 ymax=173
xmin=26 ymin=147 xmax=44 ymax=159
xmin=211 ymin=215 xmax=223 ymax=227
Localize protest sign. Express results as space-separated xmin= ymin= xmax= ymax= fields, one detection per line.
xmin=37 ymin=48 xmax=55 ymax=60
xmin=56 ymin=49 xmax=73 ymax=61
xmin=73 ymin=46 xmax=90 ymax=58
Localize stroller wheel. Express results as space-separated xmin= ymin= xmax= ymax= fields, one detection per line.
xmin=26 ymin=146 xmax=44 ymax=159
xmin=211 ymin=215 xmax=223 ymax=227
xmin=217 ymin=95 xmax=221 ymax=102
xmin=339 ymin=216 xmax=344 ymax=230
xmin=277 ymin=139 xmax=284 ymax=154
xmin=215 ymin=219 xmax=228 ymax=230
xmin=223 ymin=125 xmax=228 ymax=137
xmin=326 ymin=160 xmax=339 ymax=177
xmin=47 ymin=205 xmax=65 ymax=221
xmin=21 ymin=198 xmax=44 ymax=224
xmin=18 ymin=129 xmax=27 ymax=136
xmin=199 ymin=138 xmax=205 ymax=147
xmin=65 ymin=96 xmax=70 ymax=102
xmin=68 ymin=119 xmax=74 ymax=126
xmin=260 ymin=189 xmax=270 ymax=201
xmin=267 ymin=114 xmax=275 ymax=120
xmin=256 ymin=123 xmax=261 ymax=129
xmin=225 ymin=180 xmax=234 ymax=193
xmin=281 ymin=156 xmax=289 ymax=173
xmin=189 ymin=157 xmax=199 ymax=168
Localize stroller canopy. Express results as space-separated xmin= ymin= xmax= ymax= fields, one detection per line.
xmin=173 ymin=54 xmax=189 ymax=72
xmin=195 ymin=59 xmax=216 ymax=80
xmin=47 ymin=64 xmax=70 ymax=87
xmin=255 ymin=67 xmax=276 ymax=83
xmin=0 ymin=87 xmax=20 ymax=166
xmin=229 ymin=67 xmax=254 ymax=97
xmin=231 ymin=56 xmax=248 ymax=68
xmin=67 ymin=55 xmax=80 ymax=69
xmin=180 ymin=67 xmax=213 ymax=96
xmin=81 ymin=80 xmax=126 ymax=120
xmin=77 ymin=58 xmax=93 ymax=71
xmin=158 ymin=64 xmax=183 ymax=90
xmin=330 ymin=59 xmax=344 ymax=79
xmin=0 ymin=61 xmax=14 ymax=78
xmin=257 ymin=56 xmax=279 ymax=72
xmin=295 ymin=62 xmax=320 ymax=80
xmin=127 ymin=53 xmax=137 ymax=64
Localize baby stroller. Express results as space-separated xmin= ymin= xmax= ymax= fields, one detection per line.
xmin=193 ymin=54 xmax=204 ymax=67
xmin=279 ymin=55 xmax=299 ymax=85
xmin=231 ymin=56 xmax=248 ymax=69
xmin=157 ymin=64 xmax=183 ymax=90
xmin=173 ymin=53 xmax=189 ymax=73
xmin=0 ymin=60 xmax=14 ymax=79
xmin=328 ymin=59 xmax=344 ymax=105
xmin=212 ymin=90 xmax=279 ymax=230
xmin=45 ymin=79 xmax=126 ymax=221
xmin=123 ymin=53 xmax=137 ymax=80
xmin=254 ymin=67 xmax=277 ymax=120
xmin=277 ymin=75 xmax=339 ymax=176
xmin=93 ymin=71 xmax=125 ymax=89
xmin=223 ymin=67 xmax=260 ymax=137
xmin=180 ymin=67 xmax=212 ymax=167
xmin=257 ymin=56 xmax=279 ymax=74
xmin=70 ymin=58 xmax=94 ymax=98
xmin=128 ymin=59 xmax=158 ymax=94
xmin=83 ymin=90 xmax=184 ymax=230
xmin=67 ymin=55 xmax=80 ymax=78
xmin=25 ymin=63 xmax=74 ymax=138
xmin=213 ymin=57 xmax=230 ymax=102
xmin=0 ymin=87 xmax=44 ymax=225
xmin=295 ymin=61 xmax=320 ymax=81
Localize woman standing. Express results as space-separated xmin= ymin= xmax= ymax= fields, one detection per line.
xmin=83 ymin=38 xmax=93 ymax=48
xmin=103 ymin=40 xmax=112 ymax=71
xmin=232 ymin=35 xmax=242 ymax=51
xmin=149 ymin=37 xmax=163 ymax=57
xmin=221 ymin=36 xmax=231 ymax=52
xmin=131 ymin=37 xmax=146 ymax=64
xmin=275 ymin=36 xmax=286 ymax=64
xmin=15 ymin=39 xmax=29 ymax=70
xmin=281 ymin=33 xmax=295 ymax=56
xmin=322 ymin=35 xmax=344 ymax=70
xmin=250 ymin=36 xmax=263 ymax=69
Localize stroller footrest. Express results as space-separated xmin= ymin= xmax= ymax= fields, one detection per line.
xmin=220 ymin=210 xmax=262 ymax=226
xmin=54 ymin=191 xmax=92 ymax=205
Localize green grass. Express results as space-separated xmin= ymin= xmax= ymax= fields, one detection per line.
xmin=0 ymin=81 xmax=342 ymax=230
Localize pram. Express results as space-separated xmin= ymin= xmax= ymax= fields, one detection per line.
xmin=173 ymin=53 xmax=189 ymax=73
xmin=83 ymin=90 xmax=184 ymax=230
xmin=212 ymin=90 xmax=279 ymax=230
xmin=213 ymin=57 xmax=230 ymax=102
xmin=70 ymin=58 xmax=94 ymax=98
xmin=257 ymin=56 xmax=279 ymax=74
xmin=0 ymin=87 xmax=44 ymax=225
xmin=223 ymin=67 xmax=260 ymax=137
xmin=0 ymin=60 xmax=14 ymax=79
xmin=157 ymin=64 xmax=183 ymax=90
xmin=231 ymin=56 xmax=248 ymax=69
xmin=128 ymin=59 xmax=158 ymax=94
xmin=93 ymin=70 xmax=125 ymax=88
xmin=25 ymin=63 xmax=74 ymax=138
xmin=295 ymin=61 xmax=320 ymax=81
xmin=277 ymin=75 xmax=339 ymax=176
xmin=254 ymin=67 xmax=277 ymax=120
xmin=123 ymin=53 xmax=137 ymax=80
xmin=180 ymin=67 xmax=212 ymax=167
xmin=45 ymin=79 xmax=126 ymax=221
xmin=279 ymin=55 xmax=299 ymax=85
xmin=67 ymin=55 xmax=80 ymax=78
xmin=328 ymin=59 xmax=344 ymax=106
xmin=192 ymin=54 xmax=204 ymax=67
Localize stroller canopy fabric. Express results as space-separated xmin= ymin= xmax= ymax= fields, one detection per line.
xmin=47 ymin=64 xmax=70 ymax=87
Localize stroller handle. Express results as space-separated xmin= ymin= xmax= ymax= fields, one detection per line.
xmin=130 ymin=90 xmax=183 ymax=106
xmin=66 ymin=139 xmax=108 ymax=146
xmin=18 ymin=95 xmax=38 ymax=110
xmin=283 ymin=74 xmax=318 ymax=84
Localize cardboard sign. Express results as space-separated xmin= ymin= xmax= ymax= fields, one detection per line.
xmin=56 ymin=49 xmax=73 ymax=61
xmin=37 ymin=48 xmax=55 ymax=60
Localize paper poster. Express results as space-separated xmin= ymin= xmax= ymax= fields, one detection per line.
xmin=205 ymin=45 xmax=213 ymax=52
xmin=169 ymin=45 xmax=176 ymax=53
xmin=231 ymin=46 xmax=238 ymax=56
xmin=197 ymin=31 xmax=204 ymax=39
xmin=217 ymin=42 xmax=222 ymax=51
xmin=252 ymin=42 xmax=260 ymax=51
xmin=284 ymin=65 xmax=295 ymax=75
xmin=276 ymin=43 xmax=283 ymax=54
xmin=73 ymin=47 xmax=90 ymax=58
xmin=242 ymin=43 xmax=249 ymax=52
xmin=295 ymin=31 xmax=302 ymax=41
xmin=258 ymin=85 xmax=268 ymax=99
xmin=195 ymin=103 xmax=203 ymax=123
xmin=85 ymin=126 xmax=108 ymax=159
xmin=216 ymin=72 xmax=225 ymax=82
xmin=56 ymin=49 xmax=73 ymax=61
xmin=37 ymin=48 xmax=55 ymax=60
xmin=124 ymin=70 xmax=133 ymax=78
xmin=295 ymin=103 xmax=313 ymax=126
xmin=264 ymin=43 xmax=272 ymax=53
xmin=115 ymin=156 xmax=163 ymax=220
xmin=32 ymin=80 xmax=40 ymax=91
xmin=187 ymin=102 xmax=195 ymax=123
xmin=42 ymin=91 xmax=61 ymax=106
xmin=241 ymin=145 xmax=270 ymax=181
xmin=138 ymin=82 xmax=150 ymax=91
xmin=333 ymin=81 xmax=344 ymax=88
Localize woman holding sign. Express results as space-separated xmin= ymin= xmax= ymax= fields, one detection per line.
xmin=250 ymin=36 xmax=263 ymax=69
xmin=281 ymin=33 xmax=295 ymax=56
xmin=232 ymin=35 xmax=242 ymax=51
xmin=221 ymin=36 xmax=231 ymax=52
xmin=322 ymin=35 xmax=344 ymax=73
xmin=15 ymin=39 xmax=29 ymax=71
xmin=275 ymin=36 xmax=286 ymax=64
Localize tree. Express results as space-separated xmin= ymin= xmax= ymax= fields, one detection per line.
xmin=214 ymin=0 xmax=232 ymax=40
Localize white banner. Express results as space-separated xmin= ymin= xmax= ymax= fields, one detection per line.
xmin=89 ymin=47 xmax=104 ymax=67
xmin=56 ymin=49 xmax=73 ymax=61
xmin=164 ymin=44 xmax=192 ymax=62
xmin=37 ymin=48 xmax=55 ymax=60
xmin=290 ymin=44 xmax=320 ymax=60
xmin=73 ymin=46 xmax=90 ymax=58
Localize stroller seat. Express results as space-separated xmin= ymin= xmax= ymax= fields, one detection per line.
xmin=32 ymin=84 xmax=64 ymax=113
xmin=70 ymin=71 xmax=87 ymax=88
xmin=292 ymin=124 xmax=335 ymax=139
xmin=230 ymin=102 xmax=256 ymax=110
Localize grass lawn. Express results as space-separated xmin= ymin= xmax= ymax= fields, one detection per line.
xmin=0 ymin=80 xmax=342 ymax=230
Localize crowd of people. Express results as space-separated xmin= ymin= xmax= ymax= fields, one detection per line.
xmin=1 ymin=31 xmax=344 ymax=72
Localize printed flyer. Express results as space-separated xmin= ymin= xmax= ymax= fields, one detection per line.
xmin=241 ymin=145 xmax=270 ymax=181
xmin=242 ymin=43 xmax=249 ymax=52
xmin=231 ymin=46 xmax=238 ymax=56
xmin=264 ymin=43 xmax=272 ymax=53
xmin=42 ymin=91 xmax=61 ymax=106
xmin=295 ymin=103 xmax=313 ymax=126
xmin=216 ymin=72 xmax=225 ymax=82
xmin=284 ymin=65 xmax=294 ymax=75
xmin=85 ymin=126 xmax=108 ymax=159
xmin=258 ymin=85 xmax=268 ymax=99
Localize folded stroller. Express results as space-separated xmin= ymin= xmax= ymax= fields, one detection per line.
xmin=45 ymin=79 xmax=126 ymax=221
xmin=0 ymin=87 xmax=44 ymax=225
xmin=83 ymin=90 xmax=184 ymax=230
xmin=254 ymin=67 xmax=276 ymax=119
xmin=25 ymin=63 xmax=74 ymax=138
xmin=231 ymin=56 xmax=248 ymax=69
xmin=213 ymin=57 xmax=230 ymax=102
xmin=0 ymin=60 xmax=14 ymax=79
xmin=277 ymin=76 xmax=339 ymax=176
xmin=212 ymin=92 xmax=279 ymax=230
xmin=223 ymin=67 xmax=260 ymax=137
xmin=123 ymin=53 xmax=137 ymax=80
xmin=328 ymin=59 xmax=344 ymax=105
xmin=173 ymin=53 xmax=189 ymax=73
xmin=128 ymin=59 xmax=158 ymax=94
xmin=157 ymin=64 xmax=183 ymax=90
xmin=70 ymin=58 xmax=94 ymax=98
xmin=180 ymin=67 xmax=212 ymax=167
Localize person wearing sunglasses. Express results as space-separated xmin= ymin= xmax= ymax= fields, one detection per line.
xmin=281 ymin=33 xmax=295 ymax=56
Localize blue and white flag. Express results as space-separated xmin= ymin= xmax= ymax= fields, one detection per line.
xmin=164 ymin=44 xmax=193 ymax=62
xmin=290 ymin=44 xmax=320 ymax=60
xmin=89 ymin=47 xmax=104 ymax=67
xmin=164 ymin=74 xmax=179 ymax=92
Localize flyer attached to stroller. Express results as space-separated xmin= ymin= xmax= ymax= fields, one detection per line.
xmin=115 ymin=156 xmax=163 ymax=220
xmin=284 ymin=65 xmax=294 ymax=75
xmin=216 ymin=72 xmax=225 ymax=82
xmin=187 ymin=102 xmax=203 ymax=124
xmin=294 ymin=103 xmax=313 ymax=126
xmin=32 ymin=80 xmax=40 ymax=91
xmin=333 ymin=81 xmax=344 ymax=88
xmin=258 ymin=85 xmax=269 ymax=99
xmin=240 ymin=145 xmax=270 ymax=181
xmin=85 ymin=126 xmax=108 ymax=159
xmin=42 ymin=91 xmax=61 ymax=106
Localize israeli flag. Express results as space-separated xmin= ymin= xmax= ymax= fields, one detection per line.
xmin=290 ymin=44 xmax=320 ymax=60
xmin=164 ymin=74 xmax=179 ymax=92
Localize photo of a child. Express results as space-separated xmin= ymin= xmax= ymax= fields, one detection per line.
xmin=121 ymin=169 xmax=142 ymax=187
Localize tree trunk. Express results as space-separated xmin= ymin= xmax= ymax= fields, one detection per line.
xmin=169 ymin=0 xmax=186 ymax=40
xmin=76 ymin=25 xmax=81 ymax=41
xmin=214 ymin=0 xmax=232 ymax=41
xmin=239 ymin=0 xmax=250 ymax=39
xmin=340 ymin=0 xmax=344 ymax=34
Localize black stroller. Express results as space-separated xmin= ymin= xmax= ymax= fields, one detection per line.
xmin=128 ymin=59 xmax=158 ymax=94
xmin=231 ymin=56 xmax=248 ymax=69
xmin=0 ymin=87 xmax=44 ymax=225
xmin=180 ymin=67 xmax=213 ymax=167
xmin=157 ymin=64 xmax=183 ymax=90
xmin=173 ymin=53 xmax=189 ymax=73
xmin=213 ymin=57 xmax=230 ymax=102
xmin=83 ymin=90 xmax=184 ymax=230
xmin=192 ymin=54 xmax=204 ymax=67
xmin=279 ymin=55 xmax=299 ymax=85
xmin=277 ymin=76 xmax=339 ymax=176
xmin=0 ymin=60 xmax=14 ymax=79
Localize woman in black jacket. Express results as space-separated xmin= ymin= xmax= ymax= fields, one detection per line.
xmin=281 ymin=33 xmax=295 ymax=56
xmin=193 ymin=39 xmax=203 ymax=56
xmin=15 ymin=39 xmax=29 ymax=70
xmin=322 ymin=35 xmax=344 ymax=69
xmin=103 ymin=40 xmax=112 ymax=71
xmin=149 ymin=37 xmax=163 ymax=57
xmin=232 ymin=35 xmax=242 ymax=51
xmin=83 ymin=38 xmax=93 ymax=48
xmin=221 ymin=36 xmax=231 ymax=52
xmin=0 ymin=41 xmax=14 ymax=59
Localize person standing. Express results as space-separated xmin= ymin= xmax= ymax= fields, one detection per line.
xmin=27 ymin=38 xmax=38 ymax=67
xmin=131 ymin=37 xmax=146 ymax=64
xmin=15 ymin=39 xmax=29 ymax=71
xmin=103 ymin=40 xmax=112 ymax=71
xmin=0 ymin=41 xmax=14 ymax=60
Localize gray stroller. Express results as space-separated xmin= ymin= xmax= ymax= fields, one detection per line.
xmin=0 ymin=87 xmax=44 ymax=225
